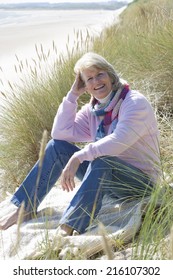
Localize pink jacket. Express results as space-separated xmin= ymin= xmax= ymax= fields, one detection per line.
xmin=51 ymin=90 xmax=161 ymax=183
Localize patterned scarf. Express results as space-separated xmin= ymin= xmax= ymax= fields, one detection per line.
xmin=91 ymin=84 xmax=130 ymax=141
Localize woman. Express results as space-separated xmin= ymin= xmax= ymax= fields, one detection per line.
xmin=0 ymin=52 xmax=160 ymax=234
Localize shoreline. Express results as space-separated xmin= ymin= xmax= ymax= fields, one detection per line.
xmin=0 ymin=8 xmax=125 ymax=92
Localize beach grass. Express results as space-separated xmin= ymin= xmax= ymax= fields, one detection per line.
xmin=93 ymin=0 xmax=173 ymax=112
xmin=0 ymin=31 xmax=91 ymax=193
xmin=0 ymin=0 xmax=173 ymax=259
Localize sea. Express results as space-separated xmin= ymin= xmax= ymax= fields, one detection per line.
xmin=0 ymin=7 xmax=126 ymax=93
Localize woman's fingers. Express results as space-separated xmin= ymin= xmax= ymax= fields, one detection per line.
xmin=70 ymin=73 xmax=86 ymax=96
xmin=61 ymin=156 xmax=80 ymax=192
xmin=61 ymin=174 xmax=75 ymax=192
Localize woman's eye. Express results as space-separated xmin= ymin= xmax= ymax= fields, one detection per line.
xmin=97 ymin=73 xmax=103 ymax=78
xmin=86 ymin=72 xmax=105 ymax=82
xmin=87 ymin=77 xmax=92 ymax=81
xmin=98 ymin=72 xmax=104 ymax=77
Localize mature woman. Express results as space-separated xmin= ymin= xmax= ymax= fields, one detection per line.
xmin=0 ymin=52 xmax=160 ymax=234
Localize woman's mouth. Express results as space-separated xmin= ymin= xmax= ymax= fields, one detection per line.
xmin=94 ymin=85 xmax=105 ymax=90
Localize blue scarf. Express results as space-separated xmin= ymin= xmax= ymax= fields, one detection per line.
xmin=91 ymin=84 xmax=129 ymax=141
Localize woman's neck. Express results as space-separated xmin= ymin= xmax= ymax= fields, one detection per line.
xmin=95 ymin=90 xmax=113 ymax=104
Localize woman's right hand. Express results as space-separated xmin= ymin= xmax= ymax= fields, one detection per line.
xmin=70 ymin=73 xmax=86 ymax=97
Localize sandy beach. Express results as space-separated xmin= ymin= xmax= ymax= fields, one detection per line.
xmin=0 ymin=8 xmax=124 ymax=92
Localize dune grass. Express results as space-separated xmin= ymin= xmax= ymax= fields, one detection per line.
xmin=0 ymin=31 xmax=91 ymax=193
xmin=0 ymin=0 xmax=173 ymax=259
xmin=93 ymin=0 xmax=173 ymax=112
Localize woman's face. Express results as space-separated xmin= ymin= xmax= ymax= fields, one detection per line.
xmin=81 ymin=67 xmax=113 ymax=100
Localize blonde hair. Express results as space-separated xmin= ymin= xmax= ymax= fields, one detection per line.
xmin=74 ymin=52 xmax=122 ymax=91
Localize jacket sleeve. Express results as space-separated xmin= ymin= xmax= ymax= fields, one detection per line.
xmin=51 ymin=91 xmax=92 ymax=142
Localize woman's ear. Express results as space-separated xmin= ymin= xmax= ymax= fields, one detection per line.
xmin=111 ymin=78 xmax=115 ymax=84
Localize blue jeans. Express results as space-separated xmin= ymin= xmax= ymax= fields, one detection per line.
xmin=11 ymin=139 xmax=153 ymax=233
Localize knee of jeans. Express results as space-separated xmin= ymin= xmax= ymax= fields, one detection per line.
xmin=45 ymin=139 xmax=62 ymax=156
xmin=43 ymin=139 xmax=67 ymax=163
xmin=46 ymin=139 xmax=64 ymax=149
xmin=92 ymin=156 xmax=130 ymax=170
xmin=91 ymin=156 xmax=114 ymax=169
xmin=46 ymin=139 xmax=73 ymax=155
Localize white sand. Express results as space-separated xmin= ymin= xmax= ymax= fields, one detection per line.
xmin=0 ymin=8 xmax=125 ymax=92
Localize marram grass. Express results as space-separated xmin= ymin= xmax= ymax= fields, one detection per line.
xmin=0 ymin=32 xmax=91 ymax=192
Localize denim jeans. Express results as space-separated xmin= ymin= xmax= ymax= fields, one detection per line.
xmin=11 ymin=139 xmax=153 ymax=234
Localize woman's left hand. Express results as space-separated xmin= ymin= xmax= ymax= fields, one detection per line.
xmin=61 ymin=156 xmax=80 ymax=192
